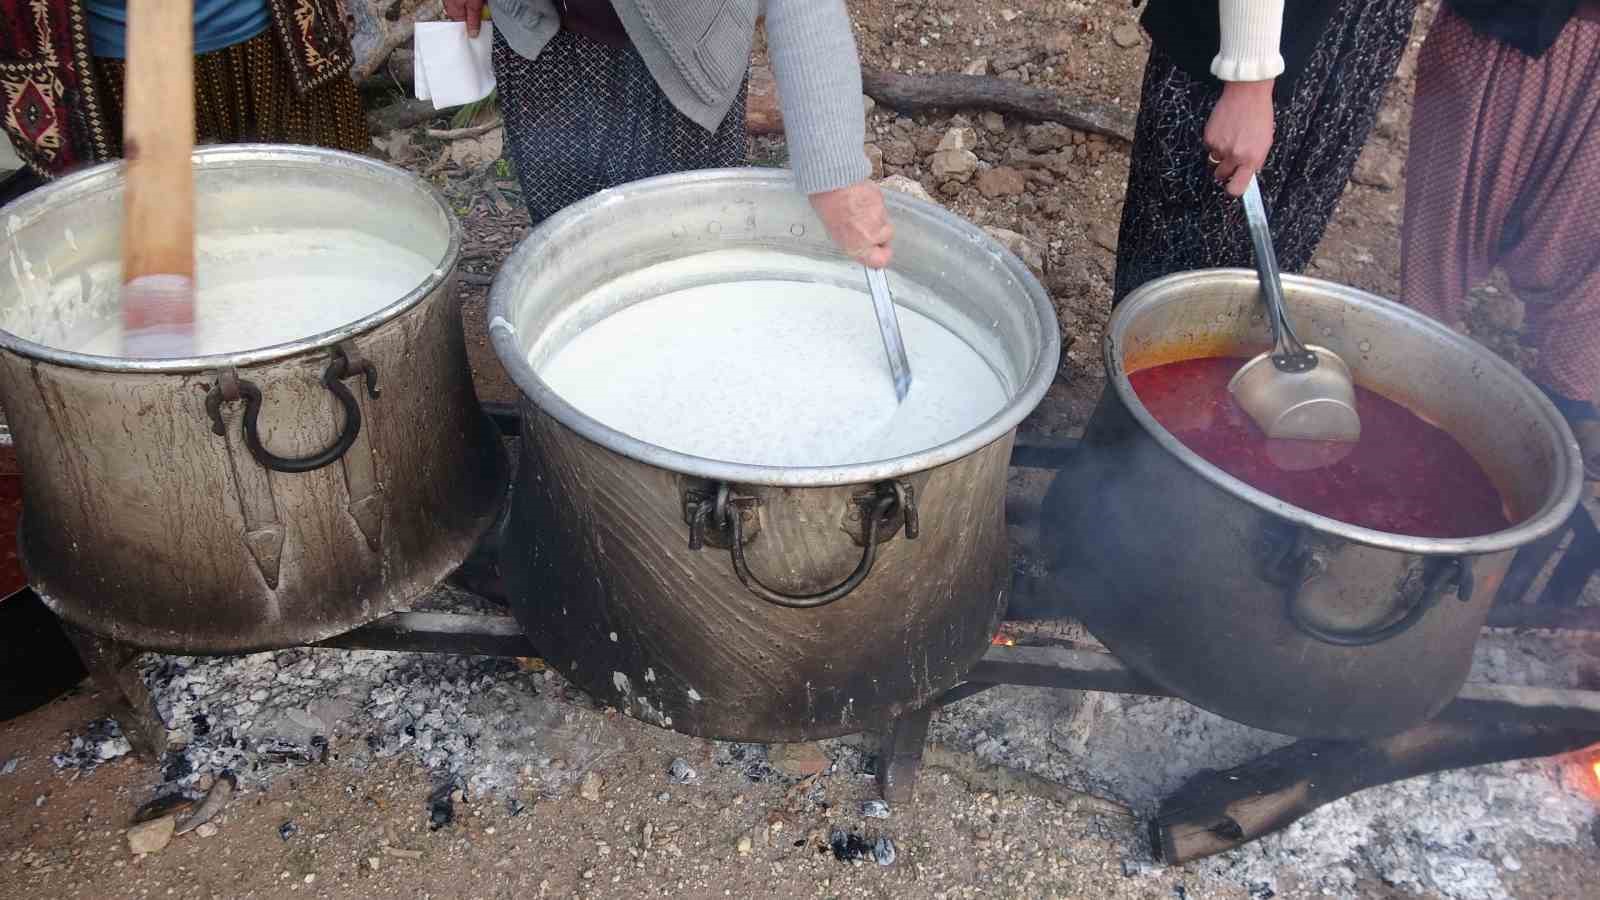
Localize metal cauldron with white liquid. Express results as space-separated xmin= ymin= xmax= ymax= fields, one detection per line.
xmin=0 ymin=146 xmax=506 ymax=653
xmin=490 ymin=169 xmax=1060 ymax=741
xmin=1041 ymin=269 xmax=1584 ymax=739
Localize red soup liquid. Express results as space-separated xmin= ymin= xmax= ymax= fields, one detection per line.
xmin=1127 ymin=357 xmax=1510 ymax=538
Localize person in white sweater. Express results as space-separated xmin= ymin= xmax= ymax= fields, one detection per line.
xmin=1114 ymin=0 xmax=1417 ymax=304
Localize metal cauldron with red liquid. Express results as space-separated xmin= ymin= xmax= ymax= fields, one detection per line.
xmin=1041 ymin=270 xmax=1584 ymax=739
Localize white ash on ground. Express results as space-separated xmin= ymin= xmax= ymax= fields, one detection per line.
xmin=48 ymin=717 xmax=131 ymax=773
xmin=103 ymin=587 xmax=624 ymax=802
xmin=930 ymin=627 xmax=1600 ymax=900
xmin=45 ymin=583 xmax=1600 ymax=900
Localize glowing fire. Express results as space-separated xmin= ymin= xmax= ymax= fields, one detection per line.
xmin=990 ymin=628 xmax=1016 ymax=647
xmin=1592 ymin=759 xmax=1600 ymax=788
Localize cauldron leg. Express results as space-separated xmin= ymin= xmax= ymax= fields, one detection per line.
xmin=59 ymin=624 xmax=165 ymax=761
xmin=876 ymin=705 xmax=935 ymax=806
xmin=1152 ymin=719 xmax=1600 ymax=864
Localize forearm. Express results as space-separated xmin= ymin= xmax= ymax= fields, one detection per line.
xmin=763 ymin=0 xmax=871 ymax=194
xmin=1212 ymin=0 xmax=1285 ymax=82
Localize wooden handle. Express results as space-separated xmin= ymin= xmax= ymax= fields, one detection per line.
xmin=121 ymin=0 xmax=195 ymax=283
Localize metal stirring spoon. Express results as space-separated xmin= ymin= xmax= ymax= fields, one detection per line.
xmin=865 ymin=265 xmax=913 ymax=402
xmin=1228 ymin=176 xmax=1362 ymax=444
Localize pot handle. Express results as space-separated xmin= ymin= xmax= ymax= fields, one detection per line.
xmin=206 ymin=344 xmax=380 ymax=474
xmin=1287 ymin=556 xmax=1473 ymax=647
xmin=688 ymin=481 xmax=917 ymax=609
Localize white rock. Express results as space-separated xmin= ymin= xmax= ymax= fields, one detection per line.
xmin=878 ymin=175 xmax=936 ymax=206
xmin=127 ymin=816 xmax=176 ymax=856
xmin=984 ymin=227 xmax=1047 ymax=280
xmin=930 ymin=149 xmax=979 ymax=182
xmin=937 ymin=127 xmax=978 ymax=152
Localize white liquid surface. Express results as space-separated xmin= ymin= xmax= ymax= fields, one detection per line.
xmin=45 ymin=228 xmax=436 ymax=357
xmin=535 ymin=279 xmax=1010 ymax=467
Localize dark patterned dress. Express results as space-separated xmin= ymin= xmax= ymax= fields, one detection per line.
xmin=1113 ymin=0 xmax=1419 ymax=304
xmin=492 ymin=28 xmax=748 ymax=225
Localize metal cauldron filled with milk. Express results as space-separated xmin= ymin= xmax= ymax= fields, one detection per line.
xmin=490 ymin=169 xmax=1059 ymax=741
xmin=0 ymin=146 xmax=506 ymax=652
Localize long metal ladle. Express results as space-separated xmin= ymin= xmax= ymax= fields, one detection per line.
xmin=865 ymin=265 xmax=913 ymax=402
xmin=1228 ymin=177 xmax=1362 ymax=443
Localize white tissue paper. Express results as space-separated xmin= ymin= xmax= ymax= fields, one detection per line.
xmin=413 ymin=22 xmax=496 ymax=109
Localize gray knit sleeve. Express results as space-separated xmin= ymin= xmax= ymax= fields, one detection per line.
xmin=762 ymin=0 xmax=872 ymax=195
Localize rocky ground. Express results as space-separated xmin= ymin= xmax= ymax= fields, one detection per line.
xmin=3 ymin=1 xmax=1598 ymax=899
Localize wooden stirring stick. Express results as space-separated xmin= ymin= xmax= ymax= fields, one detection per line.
xmin=120 ymin=0 xmax=196 ymax=358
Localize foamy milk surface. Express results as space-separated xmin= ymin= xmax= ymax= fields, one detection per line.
xmin=535 ymin=279 xmax=1009 ymax=467
xmin=43 ymin=228 xmax=435 ymax=357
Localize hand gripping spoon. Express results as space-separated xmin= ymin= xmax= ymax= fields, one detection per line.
xmin=1228 ymin=177 xmax=1361 ymax=447
xmin=865 ymin=265 xmax=913 ymax=402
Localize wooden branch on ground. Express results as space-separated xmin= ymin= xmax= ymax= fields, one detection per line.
xmin=368 ymin=97 xmax=447 ymax=133
xmin=861 ymin=69 xmax=1135 ymax=143
xmin=1153 ymin=719 xmax=1600 ymax=864
xmin=426 ymin=118 xmax=503 ymax=140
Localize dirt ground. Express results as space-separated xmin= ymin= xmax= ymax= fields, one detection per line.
xmin=4 ymin=2 xmax=1597 ymax=899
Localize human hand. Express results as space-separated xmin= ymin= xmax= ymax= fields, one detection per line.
xmin=444 ymin=0 xmax=486 ymax=38
xmin=1204 ymin=79 xmax=1275 ymax=197
xmin=809 ymin=181 xmax=894 ymax=269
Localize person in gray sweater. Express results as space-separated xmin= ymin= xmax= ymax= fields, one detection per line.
xmin=446 ymin=0 xmax=892 ymax=267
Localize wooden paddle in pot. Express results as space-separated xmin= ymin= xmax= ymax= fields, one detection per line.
xmin=119 ymin=0 xmax=197 ymax=358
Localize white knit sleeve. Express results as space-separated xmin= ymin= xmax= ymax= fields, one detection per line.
xmin=1212 ymin=0 xmax=1286 ymax=82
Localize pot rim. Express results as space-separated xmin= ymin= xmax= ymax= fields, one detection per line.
xmin=0 ymin=144 xmax=463 ymax=374
xmin=1107 ymin=268 xmax=1585 ymax=555
xmin=489 ymin=168 xmax=1061 ymax=487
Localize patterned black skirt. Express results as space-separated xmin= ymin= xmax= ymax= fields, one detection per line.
xmin=492 ymin=29 xmax=748 ymax=225
xmin=1112 ymin=0 xmax=1418 ymax=304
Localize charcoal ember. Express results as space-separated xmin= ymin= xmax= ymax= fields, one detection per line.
xmin=667 ymin=758 xmax=697 ymax=784
xmin=190 ymin=713 xmax=211 ymax=737
xmin=278 ymin=821 xmax=298 ymax=842
xmin=860 ymin=800 xmax=890 ymax=819
xmin=256 ymin=739 xmax=320 ymax=765
xmin=828 ymin=828 xmax=875 ymax=863
xmin=427 ymin=781 xmax=458 ymax=831
xmin=51 ymin=719 xmax=132 ymax=772
xmin=713 ymin=742 xmax=778 ymax=782
xmin=133 ymin=791 xmax=195 ymax=824
xmin=161 ymin=752 xmax=193 ymax=783
xmin=873 ymin=835 xmax=897 ymax=867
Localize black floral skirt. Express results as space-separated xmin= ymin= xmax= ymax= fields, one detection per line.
xmin=1112 ymin=0 xmax=1418 ymax=304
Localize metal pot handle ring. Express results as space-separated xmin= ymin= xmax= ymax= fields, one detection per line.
xmin=1287 ymin=556 xmax=1473 ymax=647
xmin=691 ymin=482 xmax=917 ymax=609
xmin=206 ymin=345 xmax=380 ymax=474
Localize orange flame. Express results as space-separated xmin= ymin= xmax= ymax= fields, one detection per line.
xmin=1592 ymin=759 xmax=1600 ymax=788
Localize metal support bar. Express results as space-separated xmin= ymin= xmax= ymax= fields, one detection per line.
xmin=877 ymin=705 xmax=935 ymax=806
xmin=59 ymin=624 xmax=166 ymax=760
xmin=314 ymin=612 xmax=535 ymax=658
xmin=1485 ymin=603 xmax=1600 ymax=632
xmin=1541 ymin=502 xmax=1600 ymax=606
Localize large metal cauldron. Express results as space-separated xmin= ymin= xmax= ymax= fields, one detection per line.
xmin=490 ymin=170 xmax=1059 ymax=741
xmin=0 ymin=146 xmax=506 ymax=653
xmin=1042 ymin=270 xmax=1583 ymax=739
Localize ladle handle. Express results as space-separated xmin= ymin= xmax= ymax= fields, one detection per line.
xmin=1241 ymin=178 xmax=1304 ymax=359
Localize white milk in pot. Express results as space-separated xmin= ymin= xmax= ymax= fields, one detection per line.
xmin=15 ymin=227 xmax=435 ymax=357
xmin=531 ymin=251 xmax=1010 ymax=467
